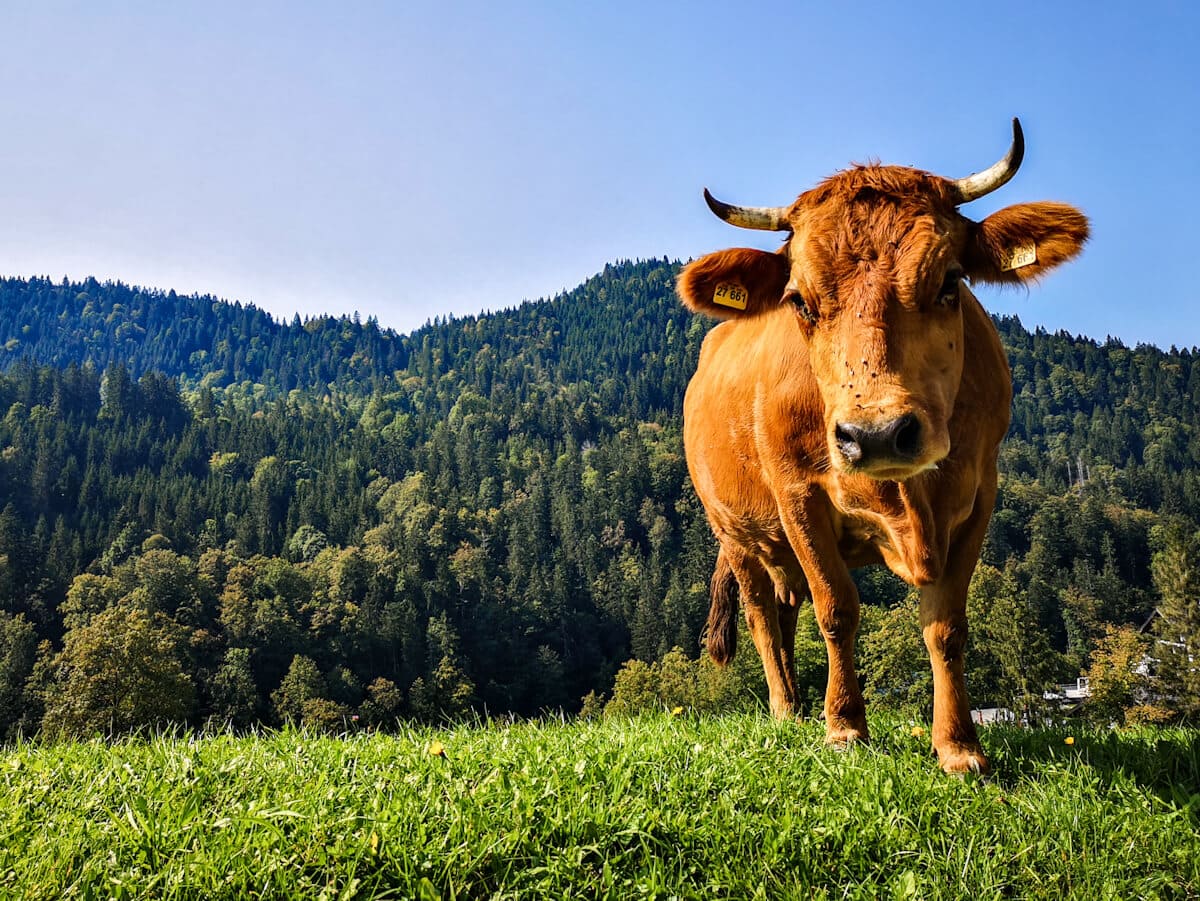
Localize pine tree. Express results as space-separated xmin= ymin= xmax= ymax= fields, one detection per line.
xmin=211 ymin=647 xmax=260 ymax=728
xmin=1150 ymin=521 xmax=1200 ymax=719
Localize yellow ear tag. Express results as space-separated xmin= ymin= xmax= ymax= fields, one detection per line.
xmin=1000 ymin=242 xmax=1037 ymax=272
xmin=713 ymin=283 xmax=748 ymax=310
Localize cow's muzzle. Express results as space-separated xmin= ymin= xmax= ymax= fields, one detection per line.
xmin=834 ymin=414 xmax=922 ymax=468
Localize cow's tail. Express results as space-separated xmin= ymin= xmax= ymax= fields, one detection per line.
xmin=704 ymin=548 xmax=739 ymax=666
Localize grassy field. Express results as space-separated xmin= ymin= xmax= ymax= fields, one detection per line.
xmin=1 ymin=714 xmax=1197 ymax=900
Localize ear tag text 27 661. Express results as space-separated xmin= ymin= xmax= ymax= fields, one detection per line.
xmin=713 ymin=283 xmax=748 ymax=310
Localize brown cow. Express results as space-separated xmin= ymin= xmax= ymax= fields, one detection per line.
xmin=678 ymin=120 xmax=1088 ymax=773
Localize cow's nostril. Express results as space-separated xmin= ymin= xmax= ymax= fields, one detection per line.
xmin=838 ymin=416 xmax=922 ymax=466
xmin=835 ymin=423 xmax=864 ymax=463
xmin=891 ymin=414 xmax=922 ymax=458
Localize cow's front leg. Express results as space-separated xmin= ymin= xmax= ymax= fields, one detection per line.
xmin=810 ymin=572 xmax=868 ymax=744
xmin=918 ymin=485 xmax=996 ymax=774
xmin=779 ymin=492 xmax=867 ymax=744
xmin=919 ymin=584 xmax=985 ymax=773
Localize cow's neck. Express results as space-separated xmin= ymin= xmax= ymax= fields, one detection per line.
xmin=831 ymin=472 xmax=947 ymax=586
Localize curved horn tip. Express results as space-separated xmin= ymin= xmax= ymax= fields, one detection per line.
xmin=700 ymin=187 xmax=790 ymax=231
xmin=1009 ymin=117 xmax=1025 ymax=170
xmin=702 ymin=187 xmax=724 ymax=216
xmin=951 ymin=117 xmax=1026 ymax=204
xmin=702 ymin=187 xmax=743 ymax=223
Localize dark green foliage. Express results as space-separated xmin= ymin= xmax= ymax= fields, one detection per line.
xmin=211 ymin=647 xmax=259 ymax=728
xmin=1148 ymin=520 xmax=1200 ymax=718
xmin=0 ymin=613 xmax=37 ymax=740
xmin=40 ymin=603 xmax=195 ymax=736
xmin=270 ymin=655 xmax=327 ymax=725
xmin=0 ymin=277 xmax=407 ymax=390
xmin=1 ymin=261 xmax=1200 ymax=734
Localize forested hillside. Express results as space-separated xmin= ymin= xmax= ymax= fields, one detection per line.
xmin=0 ymin=260 xmax=1197 ymax=736
xmin=0 ymin=276 xmax=407 ymax=390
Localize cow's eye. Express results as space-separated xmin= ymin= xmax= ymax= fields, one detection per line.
xmin=785 ymin=290 xmax=818 ymax=325
xmin=936 ymin=269 xmax=963 ymax=309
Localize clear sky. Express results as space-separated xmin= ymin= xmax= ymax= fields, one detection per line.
xmin=0 ymin=1 xmax=1196 ymax=347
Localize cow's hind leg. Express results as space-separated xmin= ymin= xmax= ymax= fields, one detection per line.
xmin=777 ymin=598 xmax=801 ymax=710
xmin=727 ymin=549 xmax=799 ymax=720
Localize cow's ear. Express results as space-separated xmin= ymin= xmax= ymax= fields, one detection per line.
xmin=677 ymin=248 xmax=790 ymax=319
xmin=965 ymin=202 xmax=1089 ymax=285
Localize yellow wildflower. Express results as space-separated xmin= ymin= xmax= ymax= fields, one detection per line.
xmin=910 ymin=725 xmax=926 ymax=738
xmin=428 ymin=740 xmax=446 ymax=757
xmin=671 ymin=706 xmax=684 ymax=716
xmin=1064 ymin=736 xmax=1075 ymax=746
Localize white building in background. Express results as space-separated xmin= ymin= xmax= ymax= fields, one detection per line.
xmin=1044 ymin=677 xmax=1091 ymax=708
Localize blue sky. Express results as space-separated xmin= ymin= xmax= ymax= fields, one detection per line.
xmin=0 ymin=1 xmax=1196 ymax=347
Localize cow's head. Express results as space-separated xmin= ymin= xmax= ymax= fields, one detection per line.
xmin=678 ymin=120 xmax=1088 ymax=480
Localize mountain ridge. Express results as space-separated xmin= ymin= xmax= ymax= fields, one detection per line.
xmin=0 ymin=258 xmax=1198 ymax=732
xmin=1 ymin=264 xmax=1188 ymax=395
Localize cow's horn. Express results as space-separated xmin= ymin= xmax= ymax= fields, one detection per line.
xmin=704 ymin=188 xmax=790 ymax=231
xmin=950 ymin=118 xmax=1025 ymax=204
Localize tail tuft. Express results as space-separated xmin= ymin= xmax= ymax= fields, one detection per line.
xmin=704 ymin=549 xmax=739 ymax=666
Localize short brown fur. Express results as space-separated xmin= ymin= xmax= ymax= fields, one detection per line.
xmin=680 ymin=158 xmax=1087 ymax=773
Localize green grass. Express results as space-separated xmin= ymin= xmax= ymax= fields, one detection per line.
xmin=1 ymin=715 xmax=1197 ymax=900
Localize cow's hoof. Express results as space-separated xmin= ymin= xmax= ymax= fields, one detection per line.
xmin=936 ymin=742 xmax=989 ymax=775
xmin=824 ymin=719 xmax=869 ymax=747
